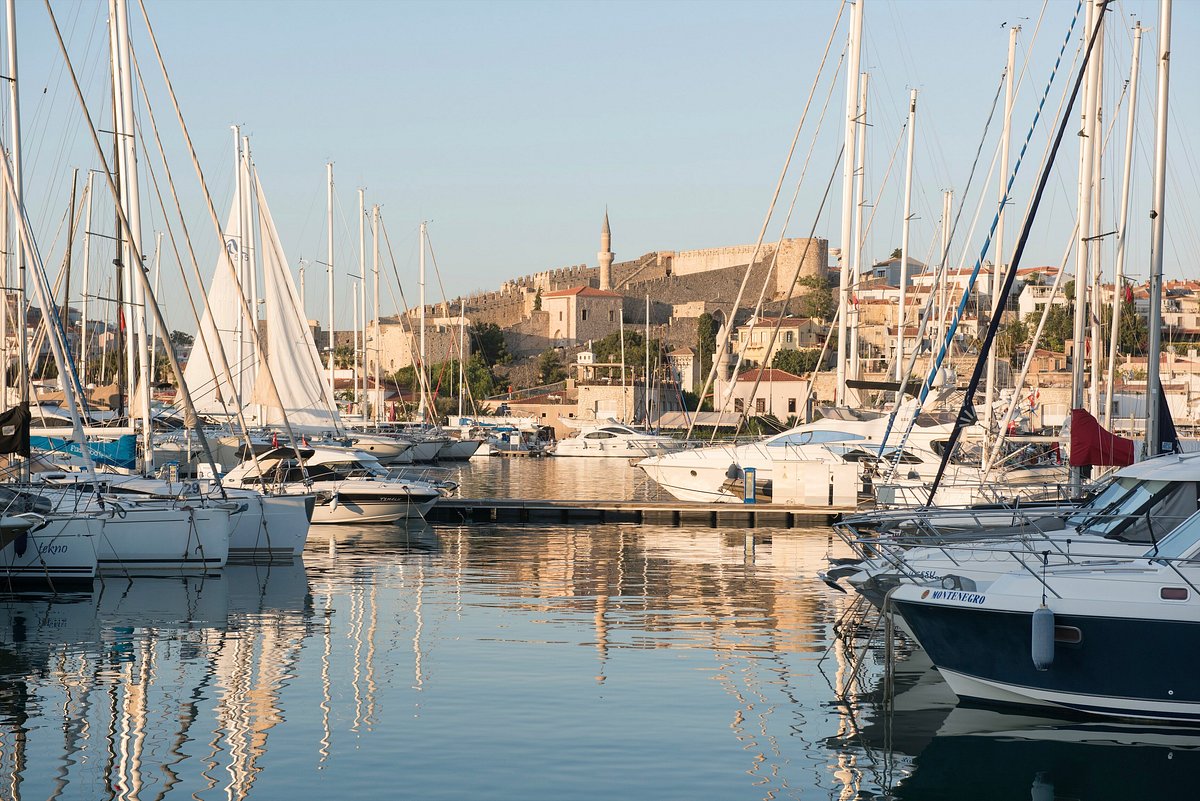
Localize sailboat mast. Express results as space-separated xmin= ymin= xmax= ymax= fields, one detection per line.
xmin=1104 ymin=21 xmax=1143 ymax=429
xmin=326 ymin=162 xmax=335 ymax=400
xmin=645 ymin=293 xmax=650 ymax=426
xmin=113 ymin=0 xmax=152 ymax=463
xmin=418 ymin=220 xmax=427 ymax=422
xmin=244 ymin=134 xmax=259 ymax=408
xmin=896 ymin=89 xmax=917 ymax=385
xmin=985 ymin=26 xmax=1018 ymax=439
xmin=835 ymin=0 xmax=864 ymax=406
xmin=1071 ymin=0 xmax=1102 ymax=491
xmin=358 ymin=187 xmax=365 ymax=419
xmin=80 ymin=170 xmax=94 ymax=380
xmin=458 ymin=299 xmax=465 ymax=420
xmin=1145 ymin=0 xmax=1171 ymax=457
xmin=849 ymin=71 xmax=868 ymax=387
xmin=149 ymin=231 xmax=162 ymax=384
xmin=1088 ymin=21 xmax=1106 ymax=417
xmin=232 ymin=125 xmax=246 ymax=403
xmin=5 ymin=0 xmax=25 ymax=408
xmin=372 ymin=205 xmax=380 ymax=423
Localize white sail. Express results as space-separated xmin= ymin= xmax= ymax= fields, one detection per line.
xmin=255 ymin=172 xmax=343 ymax=432
xmin=181 ymin=202 xmax=255 ymax=416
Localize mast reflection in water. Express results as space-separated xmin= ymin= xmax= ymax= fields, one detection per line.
xmin=1 ymin=497 xmax=1197 ymax=798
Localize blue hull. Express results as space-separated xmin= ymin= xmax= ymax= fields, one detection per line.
xmin=893 ymin=599 xmax=1200 ymax=720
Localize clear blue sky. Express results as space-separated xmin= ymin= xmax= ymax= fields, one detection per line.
xmin=11 ymin=0 xmax=1198 ymax=333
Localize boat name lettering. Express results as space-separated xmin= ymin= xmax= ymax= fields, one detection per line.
xmin=929 ymin=589 xmax=985 ymax=605
xmin=36 ymin=543 xmax=68 ymax=556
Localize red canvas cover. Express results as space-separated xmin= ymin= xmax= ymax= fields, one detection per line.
xmin=1069 ymin=408 xmax=1135 ymax=467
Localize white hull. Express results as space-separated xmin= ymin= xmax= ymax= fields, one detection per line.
xmin=349 ymin=434 xmax=411 ymax=462
xmin=93 ymin=504 xmax=230 ymax=575
xmin=394 ymin=440 xmax=444 ymax=463
xmin=311 ymin=493 xmax=437 ymax=524
xmin=438 ymin=439 xmax=482 ymax=460
xmin=228 ymin=493 xmax=312 ymax=559
xmin=0 ymin=515 xmax=99 ymax=586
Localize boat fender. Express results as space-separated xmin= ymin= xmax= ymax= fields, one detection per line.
xmin=330 ymin=493 xmax=340 ymax=512
xmin=726 ymin=463 xmax=742 ymax=480
xmin=1031 ymin=605 xmax=1055 ymax=671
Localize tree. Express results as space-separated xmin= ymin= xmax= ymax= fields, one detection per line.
xmin=771 ymin=348 xmax=822 ymax=374
xmin=471 ymin=322 xmax=509 ymax=367
xmin=536 ymin=348 xmax=566 ymax=384
xmin=996 ymin=318 xmax=1029 ymax=365
xmin=1026 ymin=304 xmax=1074 ymax=353
xmin=889 ymin=247 xmax=903 ymax=260
xmin=797 ymin=273 xmax=836 ymax=322
xmin=696 ymin=312 xmax=717 ymax=376
xmin=333 ymin=344 xmax=355 ymax=369
xmin=532 ymin=288 xmax=543 ymax=312
xmin=169 ymin=330 xmax=194 ymax=347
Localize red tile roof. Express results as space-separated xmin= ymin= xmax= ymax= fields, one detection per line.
xmin=735 ymin=368 xmax=806 ymax=382
xmin=542 ymin=285 xmax=623 ymax=299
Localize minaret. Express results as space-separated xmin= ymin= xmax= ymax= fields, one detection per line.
xmin=598 ymin=209 xmax=614 ymax=291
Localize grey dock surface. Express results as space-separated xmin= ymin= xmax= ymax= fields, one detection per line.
xmin=426 ymin=498 xmax=854 ymax=528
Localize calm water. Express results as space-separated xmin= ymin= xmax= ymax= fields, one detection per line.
xmin=2 ymin=461 xmax=1199 ymax=799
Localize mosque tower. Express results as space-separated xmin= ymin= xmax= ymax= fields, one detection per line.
xmin=598 ymin=210 xmax=614 ymax=291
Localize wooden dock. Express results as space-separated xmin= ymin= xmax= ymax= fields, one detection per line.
xmin=425 ymin=498 xmax=854 ymax=528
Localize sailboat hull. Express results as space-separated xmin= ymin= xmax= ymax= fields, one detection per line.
xmin=93 ymin=504 xmax=230 ymax=575
xmin=0 ymin=515 xmax=99 ymax=587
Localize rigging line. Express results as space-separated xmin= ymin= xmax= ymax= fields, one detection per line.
xmin=422 ymin=233 xmax=482 ymax=414
xmin=128 ymin=39 xmax=273 ymax=482
xmin=379 ymin=214 xmax=436 ymax=409
xmin=925 ymin=0 xmax=1107 ymax=505
xmin=686 ymin=0 xmax=846 ymax=441
xmin=855 ymin=116 xmax=907 ymax=262
xmin=882 ymin=0 xmax=1085 ymax=476
xmin=711 ymin=40 xmax=848 ymax=437
xmin=981 ymin=221 xmax=1077 ymax=479
xmin=731 ymin=146 xmax=844 ymax=440
xmin=131 ymin=0 xmax=308 ymax=466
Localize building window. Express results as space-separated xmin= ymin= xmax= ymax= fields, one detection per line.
xmin=609 ymin=310 xmax=615 ymax=322
xmin=559 ymin=311 xmax=563 ymax=321
xmin=785 ymin=331 xmax=794 ymax=344
xmin=788 ymin=398 xmax=796 ymax=413
xmin=755 ymin=398 xmax=765 ymax=414
xmin=734 ymin=398 xmax=744 ymax=413
xmin=582 ymin=309 xmax=588 ymax=321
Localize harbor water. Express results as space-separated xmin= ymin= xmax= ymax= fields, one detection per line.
xmin=2 ymin=460 xmax=1198 ymax=799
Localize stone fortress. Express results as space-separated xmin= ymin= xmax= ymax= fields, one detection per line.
xmin=445 ymin=212 xmax=829 ymax=357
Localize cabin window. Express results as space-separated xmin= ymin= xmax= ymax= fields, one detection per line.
xmin=1161 ymin=587 xmax=1189 ymax=601
xmin=585 ymin=431 xmax=616 ymax=439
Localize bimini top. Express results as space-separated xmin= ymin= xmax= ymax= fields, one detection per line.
xmin=1113 ymin=451 xmax=1200 ymax=482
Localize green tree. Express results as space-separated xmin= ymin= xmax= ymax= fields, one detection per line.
xmin=169 ymin=330 xmax=194 ymax=347
xmin=798 ymin=273 xmax=836 ymax=322
xmin=1026 ymin=304 xmax=1074 ymax=353
xmin=771 ymin=348 xmax=822 ymax=374
xmin=333 ymin=344 xmax=355 ymax=369
xmin=696 ymin=312 xmax=717 ymax=376
xmin=889 ymin=247 xmax=903 ymax=260
xmin=532 ymin=288 xmax=543 ymax=312
xmin=996 ymin=318 xmax=1029 ymax=365
xmin=536 ymin=348 xmax=567 ymax=384
xmin=471 ymin=322 xmax=509 ymax=367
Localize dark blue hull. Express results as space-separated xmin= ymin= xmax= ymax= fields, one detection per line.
xmin=893 ymin=599 xmax=1200 ymax=720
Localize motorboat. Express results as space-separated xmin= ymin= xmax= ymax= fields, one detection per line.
xmin=223 ymin=446 xmax=443 ymax=523
xmin=890 ymin=509 xmax=1200 ymax=722
xmin=829 ymin=453 xmax=1200 ymax=608
xmin=553 ymin=422 xmax=685 ymax=459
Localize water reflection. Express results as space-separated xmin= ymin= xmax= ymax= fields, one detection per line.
xmin=0 ymin=518 xmax=1194 ymax=799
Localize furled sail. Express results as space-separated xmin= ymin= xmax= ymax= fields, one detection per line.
xmin=255 ymin=172 xmax=343 ymax=433
xmin=180 ymin=202 xmax=255 ymax=417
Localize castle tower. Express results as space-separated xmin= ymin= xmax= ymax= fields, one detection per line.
xmin=598 ymin=210 xmax=614 ymax=291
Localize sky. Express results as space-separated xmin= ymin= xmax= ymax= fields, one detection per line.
xmin=7 ymin=0 xmax=1199 ymax=334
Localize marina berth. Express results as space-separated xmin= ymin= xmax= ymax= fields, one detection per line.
xmin=889 ymin=509 xmax=1200 ymax=722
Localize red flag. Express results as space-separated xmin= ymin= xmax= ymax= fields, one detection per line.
xmin=117 ymin=306 xmax=126 ymax=332
xmin=272 ymin=432 xmax=279 ymax=448
xmin=1123 ymin=283 xmax=1134 ymax=304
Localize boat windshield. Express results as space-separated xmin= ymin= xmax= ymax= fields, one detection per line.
xmin=1146 ymin=511 xmax=1200 ymax=562
xmin=768 ymin=431 xmax=865 ymax=448
xmin=1066 ymin=478 xmax=1171 ymax=536
xmin=317 ymin=460 xmax=387 ymax=479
